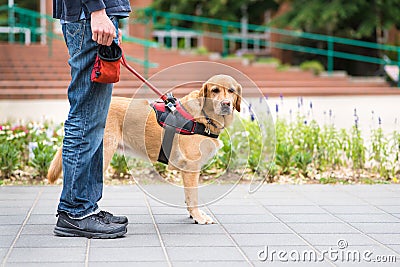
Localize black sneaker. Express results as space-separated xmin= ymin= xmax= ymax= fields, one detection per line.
xmin=98 ymin=210 xmax=128 ymax=225
xmin=54 ymin=212 xmax=127 ymax=239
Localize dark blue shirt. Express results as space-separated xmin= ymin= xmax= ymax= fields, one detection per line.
xmin=53 ymin=0 xmax=131 ymax=22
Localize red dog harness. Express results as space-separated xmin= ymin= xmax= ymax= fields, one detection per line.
xmin=150 ymin=94 xmax=219 ymax=164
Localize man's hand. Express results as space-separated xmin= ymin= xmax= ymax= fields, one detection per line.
xmin=91 ymin=9 xmax=116 ymax=46
xmin=118 ymin=29 xmax=122 ymax=45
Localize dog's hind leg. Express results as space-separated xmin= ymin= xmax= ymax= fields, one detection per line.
xmin=182 ymin=171 xmax=214 ymax=224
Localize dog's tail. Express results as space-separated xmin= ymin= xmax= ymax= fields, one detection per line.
xmin=47 ymin=147 xmax=63 ymax=184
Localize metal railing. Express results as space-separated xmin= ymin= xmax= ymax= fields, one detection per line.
xmin=0 ymin=5 xmax=159 ymax=76
xmin=138 ymin=7 xmax=400 ymax=86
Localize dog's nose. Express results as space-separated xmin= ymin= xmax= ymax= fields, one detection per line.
xmin=221 ymin=100 xmax=231 ymax=107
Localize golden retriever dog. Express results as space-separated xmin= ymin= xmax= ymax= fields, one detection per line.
xmin=48 ymin=74 xmax=242 ymax=224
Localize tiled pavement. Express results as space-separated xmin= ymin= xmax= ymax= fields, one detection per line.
xmin=0 ymin=184 xmax=399 ymax=266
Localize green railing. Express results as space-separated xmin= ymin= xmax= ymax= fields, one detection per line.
xmin=0 ymin=5 xmax=159 ymax=77
xmin=139 ymin=8 xmax=400 ymax=86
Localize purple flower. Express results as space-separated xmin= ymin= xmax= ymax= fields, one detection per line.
xmin=275 ymin=104 xmax=279 ymax=113
xmin=309 ymin=101 xmax=313 ymax=109
xmin=378 ymin=117 xmax=382 ymax=125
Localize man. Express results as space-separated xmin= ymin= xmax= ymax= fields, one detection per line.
xmin=52 ymin=0 xmax=131 ymax=238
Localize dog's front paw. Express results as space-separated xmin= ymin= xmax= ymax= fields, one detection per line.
xmin=189 ymin=209 xmax=215 ymax=224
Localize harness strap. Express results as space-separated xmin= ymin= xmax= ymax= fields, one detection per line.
xmin=158 ymin=125 xmax=176 ymax=165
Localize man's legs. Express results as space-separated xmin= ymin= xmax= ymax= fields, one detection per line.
xmin=57 ymin=17 xmax=113 ymax=219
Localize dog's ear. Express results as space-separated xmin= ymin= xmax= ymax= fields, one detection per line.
xmin=199 ymin=82 xmax=208 ymax=110
xmin=234 ymin=84 xmax=242 ymax=112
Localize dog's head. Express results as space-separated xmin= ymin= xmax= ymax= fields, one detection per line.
xmin=199 ymin=74 xmax=242 ymax=115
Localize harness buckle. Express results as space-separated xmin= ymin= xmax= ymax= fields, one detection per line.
xmin=164 ymin=93 xmax=177 ymax=112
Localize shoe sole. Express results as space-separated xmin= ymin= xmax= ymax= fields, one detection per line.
xmin=54 ymin=226 xmax=127 ymax=239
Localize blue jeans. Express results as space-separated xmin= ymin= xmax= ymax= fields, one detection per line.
xmin=58 ymin=17 xmax=119 ymax=219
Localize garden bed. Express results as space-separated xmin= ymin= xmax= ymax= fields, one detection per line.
xmin=1 ymin=101 xmax=399 ymax=186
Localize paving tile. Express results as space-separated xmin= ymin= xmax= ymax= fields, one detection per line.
xmin=14 ymin=234 xmax=87 ymax=248
xmin=375 ymin=205 xmax=400 ymax=214
xmin=0 ymin=215 xmax=25 ymax=225
xmin=20 ymin=224 xmax=54 ymax=235
xmin=299 ymin=233 xmax=377 ymax=246
xmin=209 ymin=205 xmax=267 ymax=215
xmin=275 ymin=214 xmax=340 ymax=223
xmin=251 ymin=191 xmax=302 ymax=199
xmin=0 ymin=235 xmax=16 ymax=248
xmin=304 ymin=197 xmax=366 ymax=206
xmin=126 ymin=214 xmax=154 ymax=224
xmin=6 ymin=263 xmax=82 ymax=267
xmin=231 ymin=233 xmax=307 ymax=246
xmin=90 ymin=234 xmax=160 ymax=247
xmin=126 ymin=223 xmax=157 ymax=234
xmin=223 ymin=223 xmax=291 ymax=234
xmin=89 ymin=247 xmax=166 ymax=262
xmin=350 ymin=223 xmax=400 ymax=234
xmin=157 ymin=223 xmax=225 ymax=234
xmin=0 ymin=193 xmax=39 ymax=201
xmin=214 ymin=214 xmax=279 ymax=224
xmin=0 ymin=187 xmax=41 ymax=194
xmin=0 ymin=200 xmax=35 ymax=208
xmin=153 ymin=214 xmax=194 ymax=224
xmin=368 ymin=234 xmax=400 ymax=244
xmin=149 ymin=206 xmax=188 ymax=215
xmin=387 ymin=245 xmax=400 ymax=253
xmin=0 ymin=225 xmax=20 ymax=235
xmin=0 ymin=248 xmax=6 ymax=262
xmin=172 ymin=261 xmax=247 ymax=267
xmin=255 ymin=198 xmax=315 ymax=206
xmin=7 ymin=247 xmax=86 ymax=263
xmin=211 ymin=198 xmax=258 ymax=206
xmin=89 ymin=262 xmax=169 ymax=267
xmin=335 ymin=213 xmax=400 ymax=223
xmin=320 ymin=205 xmax=384 ymax=214
xmin=265 ymin=205 xmax=327 ymax=214
xmin=0 ymin=207 xmax=30 ymax=216
xmin=167 ymin=246 xmax=244 ymax=261
xmin=26 ymin=214 xmax=57 ymax=225
xmin=162 ymin=233 xmax=233 ymax=247
xmin=286 ymin=223 xmax=358 ymax=234
xmin=364 ymin=197 xmax=400 ymax=206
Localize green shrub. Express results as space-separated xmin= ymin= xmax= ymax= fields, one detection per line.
xmin=29 ymin=142 xmax=57 ymax=178
xmin=110 ymin=153 xmax=129 ymax=177
xmin=300 ymin=60 xmax=325 ymax=75
xmin=0 ymin=142 xmax=20 ymax=178
xmin=195 ymin=46 xmax=208 ymax=55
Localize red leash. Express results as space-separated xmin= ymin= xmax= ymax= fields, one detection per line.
xmin=121 ymin=54 xmax=168 ymax=102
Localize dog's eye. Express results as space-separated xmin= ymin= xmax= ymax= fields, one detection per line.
xmin=212 ymin=88 xmax=220 ymax=93
xmin=228 ymin=88 xmax=235 ymax=93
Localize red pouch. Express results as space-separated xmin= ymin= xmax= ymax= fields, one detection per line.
xmin=91 ymin=42 xmax=122 ymax=83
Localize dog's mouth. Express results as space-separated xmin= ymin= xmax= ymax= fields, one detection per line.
xmin=219 ymin=106 xmax=233 ymax=115
xmin=215 ymin=104 xmax=233 ymax=115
